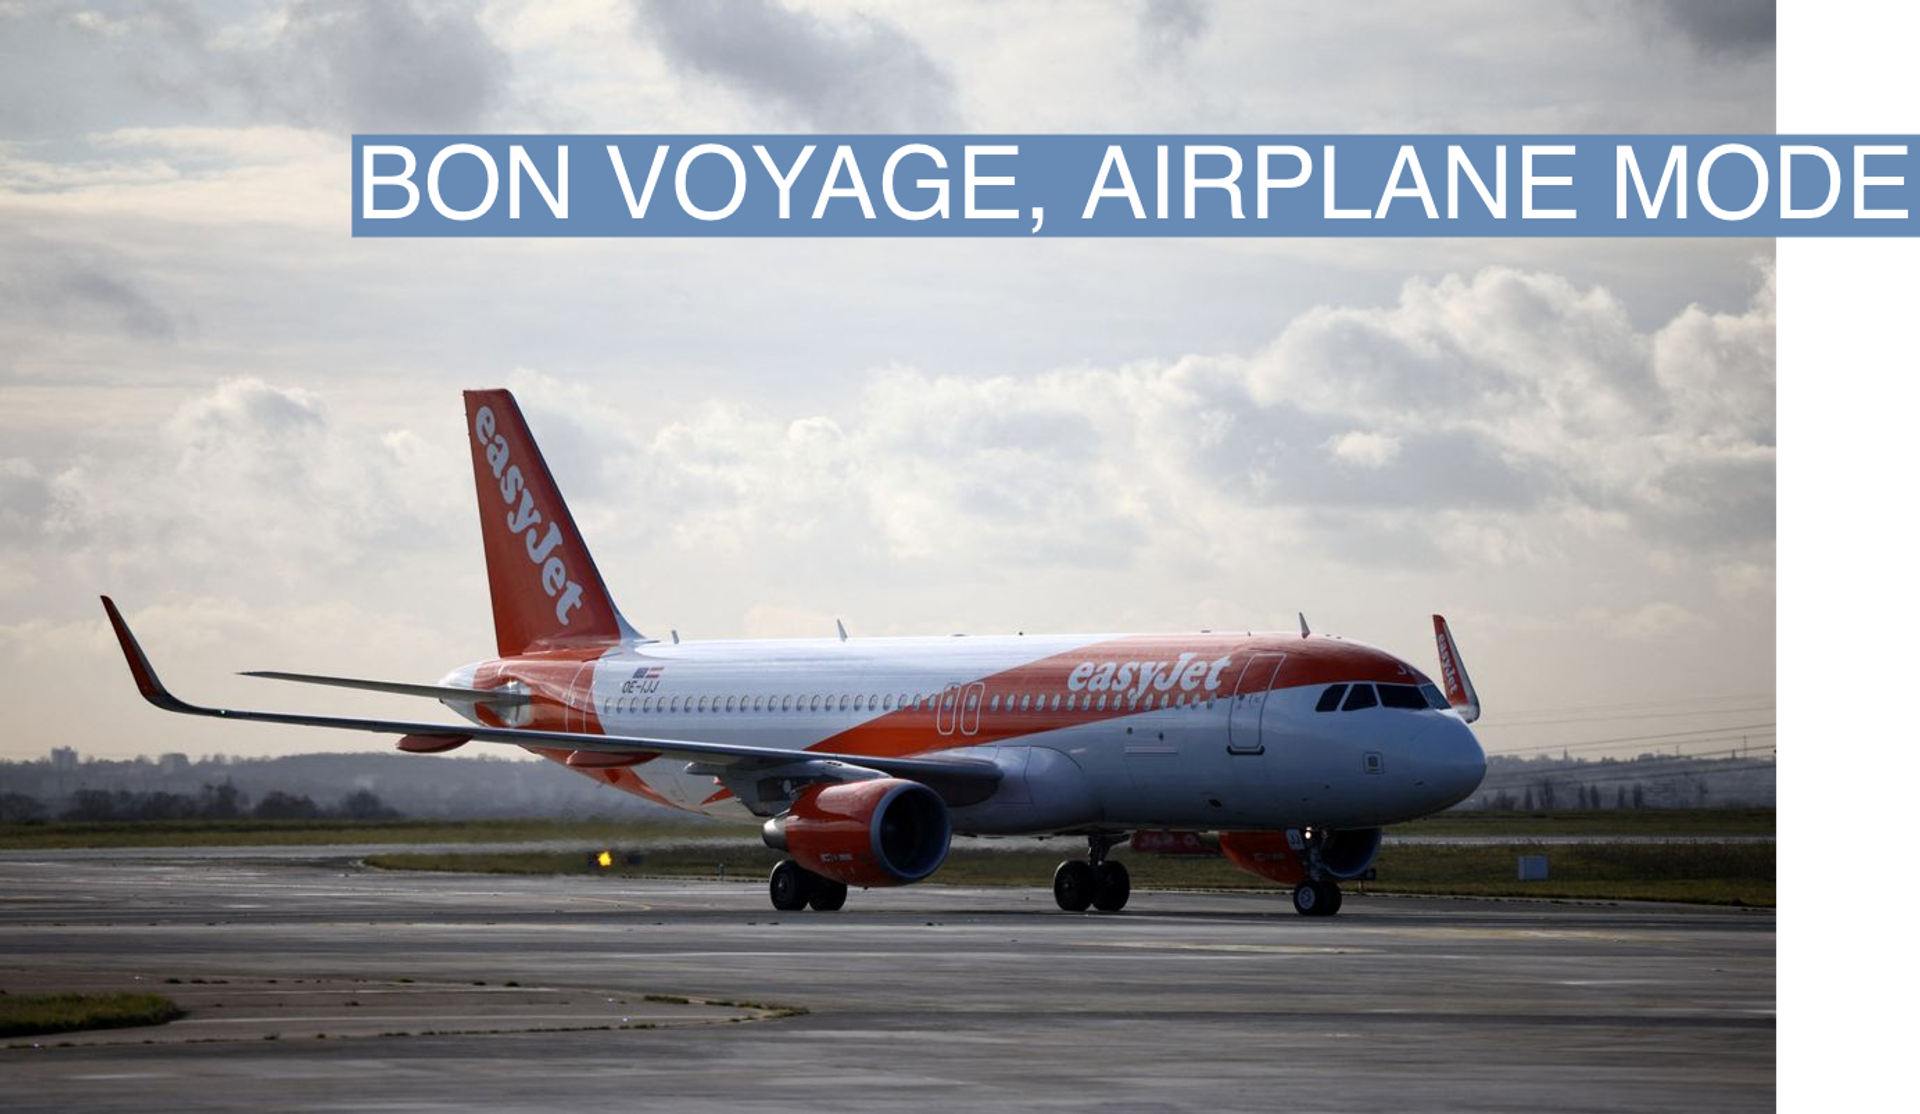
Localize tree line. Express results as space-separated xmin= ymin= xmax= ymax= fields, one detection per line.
xmin=0 ymin=783 xmax=401 ymax=824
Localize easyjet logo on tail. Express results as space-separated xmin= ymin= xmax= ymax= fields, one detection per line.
xmin=473 ymin=405 xmax=585 ymax=626
xmin=1067 ymin=652 xmax=1235 ymax=700
xmin=1436 ymin=637 xmax=1462 ymax=697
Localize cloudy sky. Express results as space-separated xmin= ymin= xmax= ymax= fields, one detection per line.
xmin=0 ymin=0 xmax=1777 ymax=763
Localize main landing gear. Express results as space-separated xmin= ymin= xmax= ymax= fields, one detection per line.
xmin=1054 ymin=834 xmax=1130 ymax=913
xmin=769 ymin=859 xmax=849 ymax=912
xmin=1291 ymin=878 xmax=1342 ymax=917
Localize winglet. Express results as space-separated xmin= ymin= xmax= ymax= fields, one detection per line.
xmin=1431 ymin=614 xmax=1481 ymax=723
xmin=100 ymin=596 xmax=193 ymax=713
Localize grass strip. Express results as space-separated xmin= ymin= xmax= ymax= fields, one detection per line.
xmin=0 ymin=992 xmax=185 ymax=1038
xmin=0 ymin=808 xmax=1774 ymax=851
xmin=366 ymin=839 xmax=1773 ymax=908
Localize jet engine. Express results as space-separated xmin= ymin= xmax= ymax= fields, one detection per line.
xmin=763 ymin=778 xmax=951 ymax=887
xmin=1218 ymin=827 xmax=1382 ymax=884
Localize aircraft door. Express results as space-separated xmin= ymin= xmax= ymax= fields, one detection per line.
xmin=563 ymin=661 xmax=598 ymax=733
xmin=935 ymin=683 xmax=962 ymax=736
xmin=1226 ymin=653 xmax=1286 ymax=755
xmin=959 ymin=681 xmax=985 ymax=735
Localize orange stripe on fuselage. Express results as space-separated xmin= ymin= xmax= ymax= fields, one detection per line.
xmin=482 ymin=646 xmax=689 ymax=809
xmin=809 ymin=633 xmax=1431 ymax=760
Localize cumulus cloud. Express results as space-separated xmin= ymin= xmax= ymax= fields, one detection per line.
xmin=0 ymin=240 xmax=182 ymax=341
xmin=517 ymin=263 xmax=1774 ymax=588
xmin=1637 ymin=0 xmax=1775 ymax=59
xmin=0 ymin=1 xmax=509 ymax=137
xmin=1325 ymin=430 xmax=1402 ymax=469
xmin=632 ymin=0 xmax=956 ymax=130
xmin=24 ymin=378 xmax=467 ymax=601
xmin=264 ymin=0 xmax=512 ymax=131
xmin=1140 ymin=0 xmax=1209 ymax=53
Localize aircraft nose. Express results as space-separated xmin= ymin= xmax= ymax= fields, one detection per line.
xmin=1410 ymin=716 xmax=1487 ymax=809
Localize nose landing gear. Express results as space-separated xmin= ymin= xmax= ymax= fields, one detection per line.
xmin=1290 ymin=827 xmax=1345 ymax=917
xmin=1054 ymin=833 xmax=1131 ymax=913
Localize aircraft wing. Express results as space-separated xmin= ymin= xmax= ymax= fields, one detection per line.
xmin=102 ymin=597 xmax=1001 ymax=803
xmin=240 ymin=671 xmax=533 ymax=707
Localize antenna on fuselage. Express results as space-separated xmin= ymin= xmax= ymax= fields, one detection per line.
xmin=1298 ymin=612 xmax=1312 ymax=637
xmin=836 ymin=619 xmax=849 ymax=642
xmin=670 ymin=629 xmax=681 ymax=645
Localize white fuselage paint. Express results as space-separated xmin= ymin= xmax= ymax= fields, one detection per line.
xmin=443 ymin=632 xmax=1487 ymax=835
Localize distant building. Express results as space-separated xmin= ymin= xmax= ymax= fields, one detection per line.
xmin=49 ymin=746 xmax=79 ymax=772
xmin=157 ymin=753 xmax=191 ymax=776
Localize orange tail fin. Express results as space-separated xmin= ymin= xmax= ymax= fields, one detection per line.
xmin=464 ymin=389 xmax=639 ymax=655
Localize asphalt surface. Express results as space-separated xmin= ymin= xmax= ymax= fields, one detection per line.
xmin=0 ymin=851 xmax=1775 ymax=1113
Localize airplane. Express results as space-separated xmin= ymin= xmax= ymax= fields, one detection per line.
xmin=101 ymin=388 xmax=1487 ymax=917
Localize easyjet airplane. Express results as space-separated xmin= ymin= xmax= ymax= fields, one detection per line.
xmin=103 ymin=388 xmax=1487 ymax=917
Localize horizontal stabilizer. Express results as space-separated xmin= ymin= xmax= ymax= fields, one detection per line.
xmin=241 ymin=670 xmax=531 ymax=707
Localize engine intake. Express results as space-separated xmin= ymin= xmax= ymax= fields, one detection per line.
xmin=763 ymin=778 xmax=951 ymax=888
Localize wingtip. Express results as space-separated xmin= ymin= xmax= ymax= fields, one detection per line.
xmin=99 ymin=596 xmax=185 ymax=711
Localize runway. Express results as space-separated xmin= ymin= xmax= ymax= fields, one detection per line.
xmin=0 ymin=851 xmax=1775 ymax=1113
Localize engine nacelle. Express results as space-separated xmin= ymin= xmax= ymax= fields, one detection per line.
xmin=763 ymin=778 xmax=951 ymax=888
xmin=1218 ymin=828 xmax=1383 ymax=885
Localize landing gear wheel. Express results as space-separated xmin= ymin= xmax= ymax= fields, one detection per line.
xmin=1053 ymin=860 xmax=1096 ymax=912
xmin=1091 ymin=860 xmax=1131 ymax=912
xmin=1292 ymin=879 xmax=1342 ymax=917
xmin=807 ymin=879 xmax=849 ymax=912
xmin=769 ymin=859 xmax=810 ymax=912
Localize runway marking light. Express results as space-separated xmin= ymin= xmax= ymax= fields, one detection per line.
xmin=596 ymin=850 xmax=614 ymax=869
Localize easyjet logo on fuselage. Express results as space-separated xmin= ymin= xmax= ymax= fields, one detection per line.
xmin=1067 ymin=652 xmax=1235 ymax=701
xmin=473 ymin=405 xmax=585 ymax=626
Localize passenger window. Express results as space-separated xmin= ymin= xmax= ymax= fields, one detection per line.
xmin=1316 ymin=684 xmax=1348 ymax=713
xmin=966 ymin=691 xmax=979 ymax=710
xmin=1342 ymin=685 xmax=1378 ymax=712
xmin=1051 ymin=694 xmax=1062 ymax=711
xmin=1379 ymin=684 xmax=1427 ymax=710
xmin=1019 ymin=694 xmax=1031 ymax=711
xmin=1097 ymin=694 xmax=1109 ymax=711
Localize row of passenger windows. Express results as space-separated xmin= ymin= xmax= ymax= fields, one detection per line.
xmin=597 ymin=688 xmax=1226 ymax=718
xmin=1315 ymin=682 xmax=1452 ymax=713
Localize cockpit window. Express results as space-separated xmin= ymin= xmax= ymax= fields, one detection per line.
xmin=1315 ymin=684 xmax=1348 ymax=713
xmin=1419 ymin=683 xmax=1450 ymax=710
xmin=1341 ymin=684 xmax=1378 ymax=711
xmin=1378 ymin=684 xmax=1427 ymax=710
